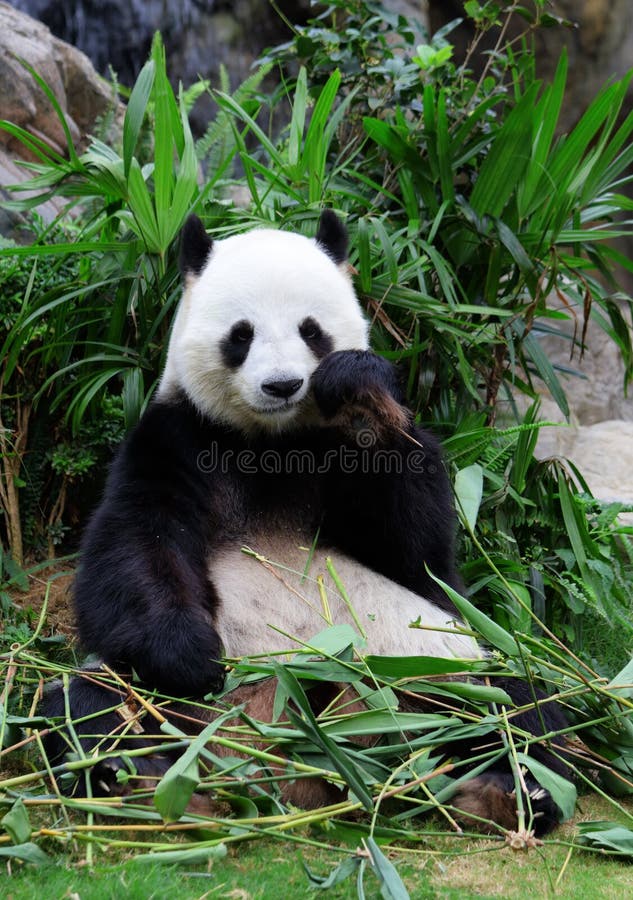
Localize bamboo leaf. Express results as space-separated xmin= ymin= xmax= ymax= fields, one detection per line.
xmin=275 ymin=665 xmax=374 ymax=810
xmin=123 ymin=57 xmax=155 ymax=176
xmin=521 ymin=331 xmax=569 ymax=418
xmin=132 ymin=844 xmax=228 ymax=865
xmin=1 ymin=798 xmax=31 ymax=844
xmin=302 ymin=855 xmax=360 ymax=889
xmin=454 ymin=464 xmax=484 ymax=532
xmin=428 ymin=573 xmax=520 ymax=657
xmin=517 ymin=753 xmax=577 ymax=821
xmin=0 ymin=842 xmax=49 ymax=865
xmin=469 ymin=85 xmax=538 ymax=217
xmin=365 ymin=837 xmax=410 ymax=900
xmin=155 ymin=713 xmax=238 ymax=822
xmin=577 ymin=823 xmax=633 ymax=857
xmin=364 ymin=656 xmax=478 ymax=678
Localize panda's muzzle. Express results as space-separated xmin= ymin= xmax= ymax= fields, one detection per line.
xmin=261 ymin=378 xmax=304 ymax=400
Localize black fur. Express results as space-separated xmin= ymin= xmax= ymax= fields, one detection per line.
xmin=180 ymin=214 xmax=213 ymax=275
xmin=299 ymin=317 xmax=333 ymax=359
xmin=316 ymin=209 xmax=348 ymax=264
xmin=220 ymin=319 xmax=254 ymax=368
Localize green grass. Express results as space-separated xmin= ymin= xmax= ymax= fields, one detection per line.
xmin=3 ymin=795 xmax=633 ymax=899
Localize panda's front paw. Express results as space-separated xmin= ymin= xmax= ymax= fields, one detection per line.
xmin=312 ymin=350 xmax=409 ymax=441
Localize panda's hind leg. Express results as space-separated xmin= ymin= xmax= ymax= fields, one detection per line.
xmin=448 ymin=677 xmax=569 ymax=837
xmin=452 ymin=771 xmax=559 ymax=837
xmin=41 ymin=666 xmax=173 ymax=800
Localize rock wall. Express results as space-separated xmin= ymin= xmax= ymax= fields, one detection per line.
xmin=8 ymin=1 xmax=315 ymax=134
xmin=428 ymin=0 xmax=633 ymax=131
xmin=0 ymin=1 xmax=122 ymax=236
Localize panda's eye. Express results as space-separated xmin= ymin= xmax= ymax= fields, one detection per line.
xmin=229 ymin=321 xmax=254 ymax=344
xmin=299 ymin=318 xmax=322 ymax=341
xmin=299 ymin=316 xmax=333 ymax=359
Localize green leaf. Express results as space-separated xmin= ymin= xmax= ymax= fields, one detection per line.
xmin=123 ymin=57 xmax=155 ymax=176
xmin=132 ymin=844 xmax=228 ymax=865
xmin=1 ymin=799 xmax=31 ymax=844
xmin=521 ymin=330 xmax=569 ymax=418
xmin=454 ymin=464 xmax=484 ymax=532
xmin=607 ymin=656 xmax=633 ymax=699
xmin=577 ymin=822 xmax=633 ymax=857
xmin=154 ymin=712 xmax=237 ymax=822
xmin=365 ymin=837 xmax=411 ymax=900
xmin=517 ymin=753 xmax=577 ymax=821
xmin=153 ymin=753 xmax=200 ymax=823
xmin=364 ymin=655 xmax=478 ymax=678
xmin=470 ymin=85 xmax=538 ymax=218
xmin=322 ymin=709 xmax=454 ymax=738
xmin=274 ymin=665 xmax=374 ymax=811
xmin=0 ymin=842 xmax=49 ymax=865
xmin=428 ymin=573 xmax=520 ymax=657
xmin=302 ymin=854 xmax=361 ymax=889
xmin=429 ymin=681 xmax=513 ymax=705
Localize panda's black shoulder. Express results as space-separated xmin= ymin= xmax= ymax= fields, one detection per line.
xmin=104 ymin=392 xmax=218 ymax=500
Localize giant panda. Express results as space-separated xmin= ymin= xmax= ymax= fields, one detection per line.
xmin=43 ymin=211 xmax=568 ymax=834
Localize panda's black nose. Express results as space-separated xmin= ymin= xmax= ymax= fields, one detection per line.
xmin=261 ymin=378 xmax=304 ymax=399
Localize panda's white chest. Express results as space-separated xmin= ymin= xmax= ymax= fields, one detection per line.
xmin=209 ymin=533 xmax=478 ymax=661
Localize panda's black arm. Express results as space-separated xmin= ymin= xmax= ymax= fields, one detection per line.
xmin=73 ymin=398 xmax=225 ymax=697
xmin=313 ymin=350 xmax=462 ymax=613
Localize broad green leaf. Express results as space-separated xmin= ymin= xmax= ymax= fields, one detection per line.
xmin=127 ymin=158 xmax=160 ymax=252
xmin=521 ymin=331 xmax=569 ymax=418
xmin=454 ymin=464 xmax=484 ymax=532
xmin=517 ymin=50 xmax=567 ymax=217
xmin=132 ymin=844 xmax=228 ymax=865
xmin=517 ymin=753 xmax=577 ymax=821
xmin=364 ymin=655 xmax=478 ymax=678
xmin=1 ymin=798 xmax=31 ymax=844
xmin=577 ymin=822 xmax=633 ymax=856
xmin=607 ymin=656 xmax=633 ymax=699
xmin=365 ymin=837 xmax=411 ymax=900
xmin=429 ymin=573 xmax=520 ymax=657
xmin=470 ymin=85 xmax=538 ymax=217
xmin=303 ymin=623 xmax=361 ymax=656
xmin=155 ymin=712 xmax=238 ymax=822
xmin=322 ymin=710 xmax=454 ymax=738
xmin=288 ymin=67 xmax=308 ymax=169
xmin=428 ymin=681 xmax=513 ymax=705
xmin=123 ymin=57 xmax=155 ymax=175
xmin=302 ymin=854 xmax=361 ymax=889
xmin=0 ymin=842 xmax=49 ymax=866
xmin=275 ymin=665 xmax=374 ymax=810
xmin=153 ymin=753 xmax=200 ymax=823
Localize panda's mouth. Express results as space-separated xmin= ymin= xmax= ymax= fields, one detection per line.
xmin=253 ymin=401 xmax=300 ymax=416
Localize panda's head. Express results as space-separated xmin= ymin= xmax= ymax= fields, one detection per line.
xmin=159 ymin=212 xmax=370 ymax=433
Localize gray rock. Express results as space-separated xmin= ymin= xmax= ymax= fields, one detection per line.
xmin=0 ymin=1 xmax=122 ymax=235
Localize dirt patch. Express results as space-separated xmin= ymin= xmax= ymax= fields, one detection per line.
xmin=11 ymin=561 xmax=77 ymax=641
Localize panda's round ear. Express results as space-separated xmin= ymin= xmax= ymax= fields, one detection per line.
xmin=316 ymin=209 xmax=348 ymax=265
xmin=179 ymin=214 xmax=214 ymax=276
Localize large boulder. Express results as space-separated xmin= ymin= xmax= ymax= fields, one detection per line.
xmin=0 ymin=1 xmax=120 ymax=235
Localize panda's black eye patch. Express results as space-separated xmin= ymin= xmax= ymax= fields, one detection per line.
xmin=299 ymin=317 xmax=333 ymax=359
xmin=221 ymin=320 xmax=254 ymax=368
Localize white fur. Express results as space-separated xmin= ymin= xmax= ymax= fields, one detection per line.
xmin=211 ymin=536 xmax=478 ymax=661
xmin=159 ymin=227 xmax=369 ymax=433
